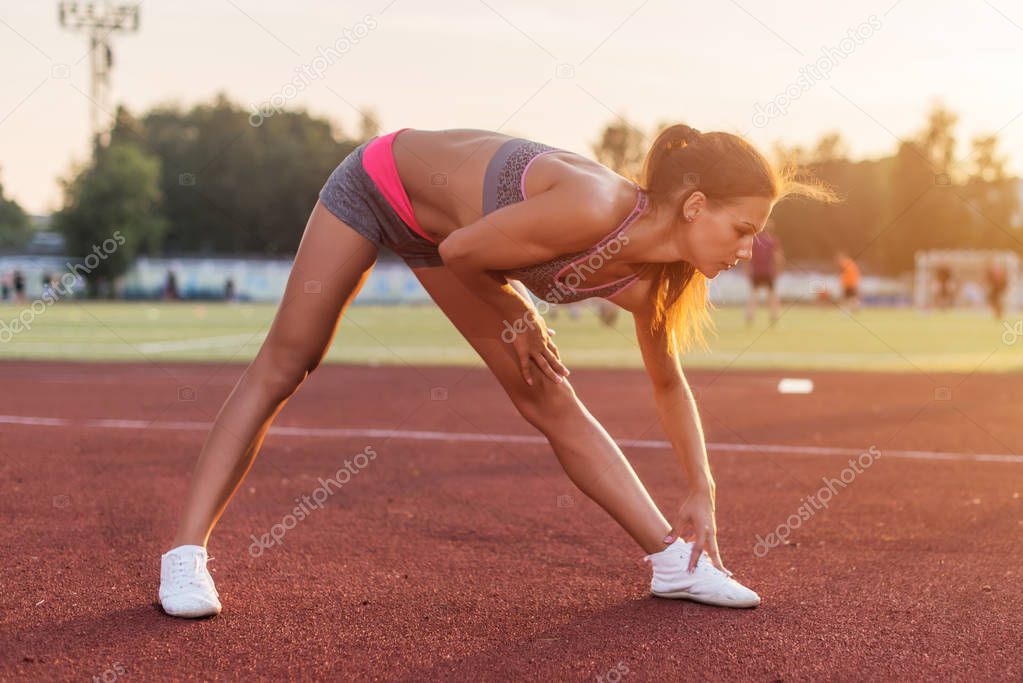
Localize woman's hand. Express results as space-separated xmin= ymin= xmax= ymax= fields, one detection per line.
xmin=508 ymin=308 xmax=569 ymax=386
xmin=666 ymin=487 xmax=729 ymax=574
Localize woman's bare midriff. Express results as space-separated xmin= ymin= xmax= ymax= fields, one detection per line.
xmin=390 ymin=128 xmax=635 ymax=245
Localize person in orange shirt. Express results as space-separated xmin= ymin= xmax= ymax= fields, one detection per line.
xmin=835 ymin=252 xmax=861 ymax=312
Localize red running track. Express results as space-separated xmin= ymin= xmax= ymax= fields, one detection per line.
xmin=1 ymin=360 xmax=1021 ymax=680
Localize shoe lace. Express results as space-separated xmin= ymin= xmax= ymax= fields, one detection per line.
xmin=685 ymin=548 xmax=734 ymax=578
xmin=169 ymin=553 xmax=219 ymax=595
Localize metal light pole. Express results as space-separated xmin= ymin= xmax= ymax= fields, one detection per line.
xmin=58 ymin=1 xmax=139 ymax=147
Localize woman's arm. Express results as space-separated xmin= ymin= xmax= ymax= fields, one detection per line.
xmin=437 ymin=178 xmax=619 ymax=275
xmin=440 ymin=252 xmax=566 ymax=386
xmin=652 ymin=376 xmax=715 ymax=495
xmin=436 ymin=251 xmax=529 ymax=320
xmin=437 ymin=183 xmax=611 ymax=384
xmin=632 ymin=304 xmax=724 ymax=571
xmin=632 ymin=310 xmax=715 ymax=495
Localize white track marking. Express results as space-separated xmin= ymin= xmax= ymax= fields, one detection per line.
xmin=0 ymin=414 xmax=1020 ymax=464
xmin=0 ymin=333 xmax=263 ymax=355
xmin=0 ymin=415 xmax=69 ymax=426
xmin=4 ymin=345 xmax=1016 ymax=366
xmin=135 ymin=333 xmax=265 ymax=353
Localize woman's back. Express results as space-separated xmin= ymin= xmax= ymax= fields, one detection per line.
xmin=391 ymin=128 xmax=623 ymax=241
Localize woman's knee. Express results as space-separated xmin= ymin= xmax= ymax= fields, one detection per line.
xmin=254 ymin=333 xmax=324 ymax=399
xmin=509 ymin=377 xmax=582 ymax=428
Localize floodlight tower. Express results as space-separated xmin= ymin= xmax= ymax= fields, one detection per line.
xmin=58 ymin=1 xmax=139 ymax=146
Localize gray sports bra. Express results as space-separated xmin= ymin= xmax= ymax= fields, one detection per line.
xmin=482 ymin=138 xmax=647 ymax=304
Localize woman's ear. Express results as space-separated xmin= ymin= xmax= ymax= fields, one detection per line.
xmin=682 ymin=191 xmax=706 ymax=222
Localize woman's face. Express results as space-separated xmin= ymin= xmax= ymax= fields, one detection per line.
xmin=682 ymin=194 xmax=774 ymax=278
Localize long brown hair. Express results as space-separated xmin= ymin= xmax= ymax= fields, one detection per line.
xmin=638 ymin=124 xmax=835 ymax=356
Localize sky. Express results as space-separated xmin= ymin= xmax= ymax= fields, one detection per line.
xmin=2 ymin=0 xmax=1022 ymax=215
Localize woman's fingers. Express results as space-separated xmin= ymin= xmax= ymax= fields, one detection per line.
xmin=689 ymin=528 xmax=709 ymax=573
xmin=708 ymin=535 xmax=729 ymax=574
xmin=542 ymin=345 xmax=569 ymax=376
xmin=549 ymin=353 xmax=569 ymax=377
xmin=533 ymin=351 xmax=564 ymax=384
xmin=519 ymin=352 xmax=534 ymax=386
xmin=544 ymin=341 xmax=568 ymax=374
xmin=666 ymin=520 xmax=690 ymax=545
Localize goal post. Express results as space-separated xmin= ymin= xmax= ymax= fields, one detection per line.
xmin=914 ymin=249 xmax=1020 ymax=312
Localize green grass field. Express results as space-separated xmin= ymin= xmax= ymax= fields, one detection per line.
xmin=1 ymin=301 xmax=1021 ymax=373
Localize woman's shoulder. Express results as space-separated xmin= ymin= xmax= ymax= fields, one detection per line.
xmin=530 ymin=156 xmax=643 ymax=236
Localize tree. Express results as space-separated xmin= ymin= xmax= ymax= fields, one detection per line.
xmin=121 ymin=93 xmax=353 ymax=255
xmin=772 ymin=141 xmax=811 ymax=169
xmin=811 ymin=132 xmax=849 ymax=164
xmin=917 ymin=100 xmax=958 ymax=177
xmin=868 ymin=102 xmax=978 ymax=273
xmin=0 ymin=170 xmax=31 ymax=249
xmin=960 ymin=133 xmax=1020 ymax=250
xmin=358 ymin=108 xmax=381 ymax=142
xmin=966 ymin=134 xmax=1007 ymax=183
xmin=55 ymin=141 xmax=166 ymax=295
xmin=592 ymin=117 xmax=647 ymax=181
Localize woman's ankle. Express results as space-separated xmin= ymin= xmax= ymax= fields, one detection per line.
xmin=171 ymin=531 xmax=208 ymax=549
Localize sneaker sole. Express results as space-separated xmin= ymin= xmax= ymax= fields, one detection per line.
xmin=160 ymin=598 xmax=222 ymax=619
xmin=651 ymin=589 xmax=760 ymax=608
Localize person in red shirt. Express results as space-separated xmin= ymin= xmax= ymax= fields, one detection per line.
xmin=744 ymin=220 xmax=783 ymax=327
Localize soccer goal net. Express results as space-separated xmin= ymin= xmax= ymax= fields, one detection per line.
xmin=913 ymin=249 xmax=1019 ymax=312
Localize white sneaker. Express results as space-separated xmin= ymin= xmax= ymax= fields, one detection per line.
xmin=645 ymin=539 xmax=761 ymax=608
xmin=159 ymin=545 xmax=222 ymax=618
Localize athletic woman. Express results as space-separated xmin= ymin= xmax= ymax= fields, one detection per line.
xmin=158 ymin=125 xmax=828 ymax=617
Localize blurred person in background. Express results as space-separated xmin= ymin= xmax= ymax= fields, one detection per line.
xmin=12 ymin=269 xmax=25 ymax=304
xmin=933 ymin=263 xmax=956 ymax=309
xmin=985 ymin=259 xmax=1007 ymax=319
xmin=835 ymin=252 xmax=861 ymax=313
xmin=744 ymin=219 xmax=783 ymax=327
xmin=163 ymin=270 xmax=179 ymax=301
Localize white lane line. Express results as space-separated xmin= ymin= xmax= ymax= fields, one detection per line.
xmin=1 ymin=413 xmax=1020 ymax=464
xmin=0 ymin=415 xmax=69 ymax=426
xmin=0 ymin=333 xmax=264 ymax=355
xmin=136 ymin=333 xmax=264 ymax=353
xmin=31 ymin=376 xmax=240 ymax=386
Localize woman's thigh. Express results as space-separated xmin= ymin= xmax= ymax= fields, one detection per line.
xmin=257 ymin=200 xmax=379 ymax=381
xmin=412 ymin=265 xmax=576 ymax=415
